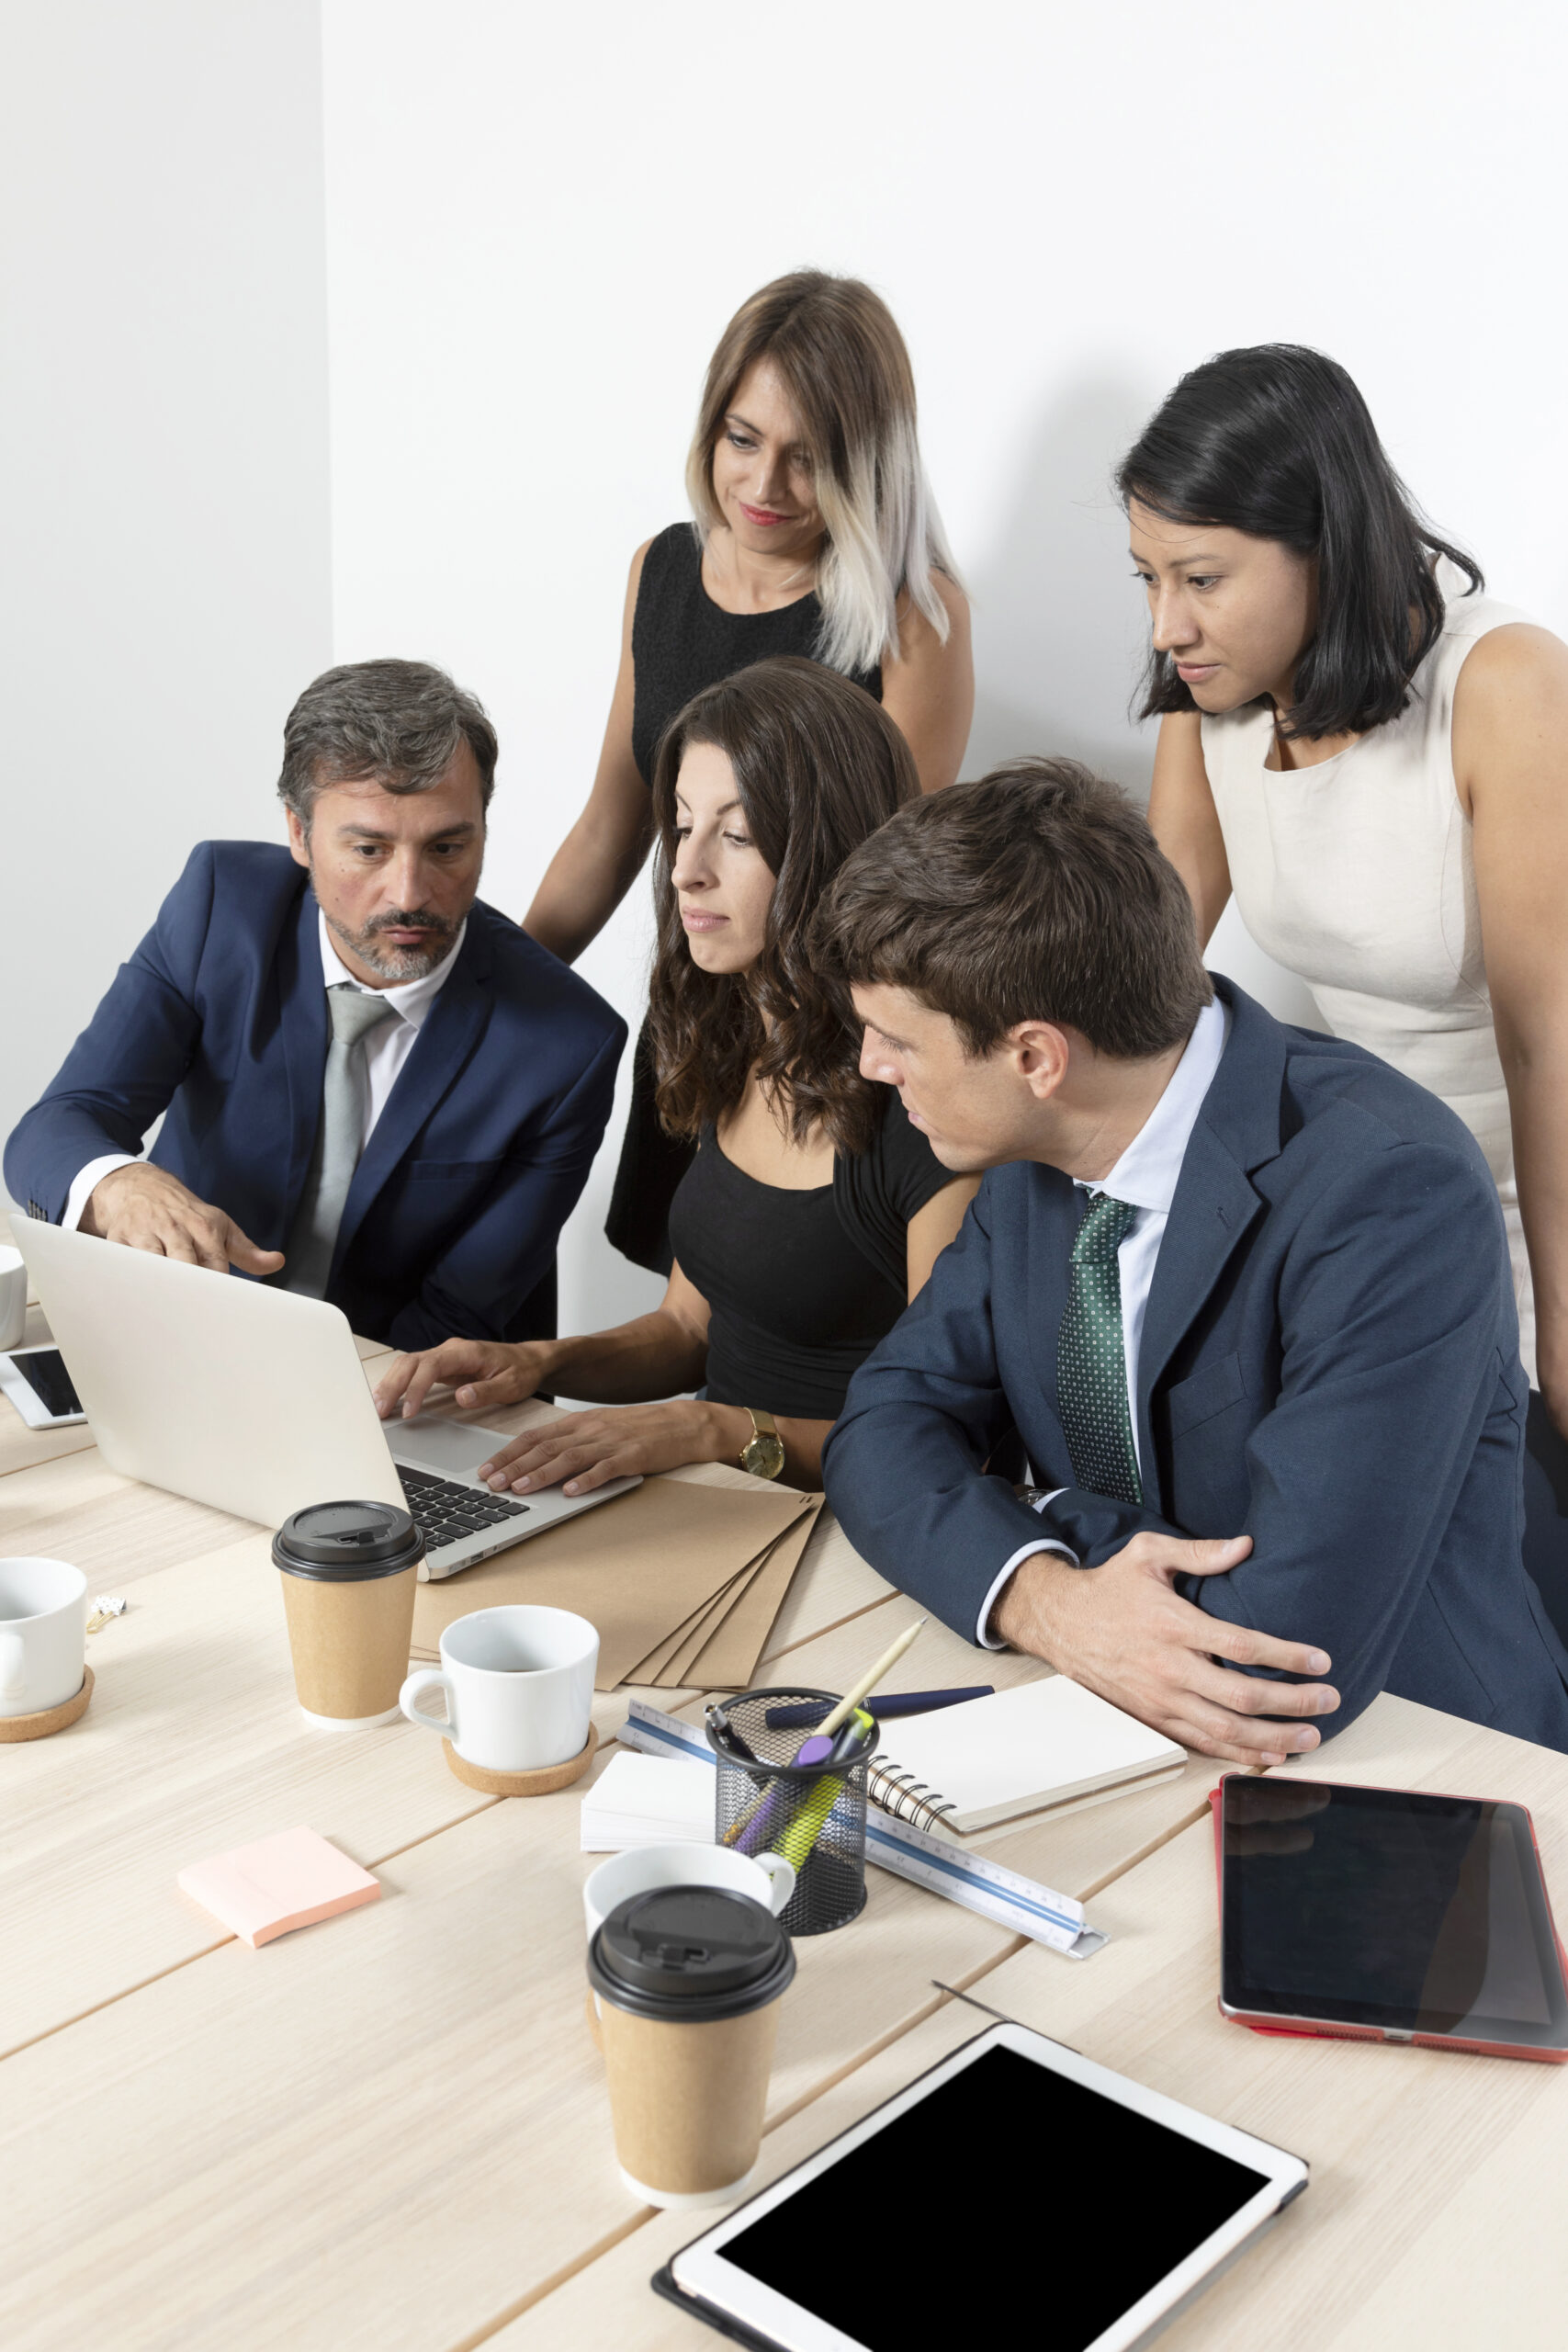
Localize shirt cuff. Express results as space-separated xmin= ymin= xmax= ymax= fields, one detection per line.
xmin=63 ymin=1154 xmax=138 ymax=1232
xmin=976 ymin=1489 xmax=1079 ymax=1648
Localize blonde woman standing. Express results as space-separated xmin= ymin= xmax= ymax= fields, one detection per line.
xmin=525 ymin=269 xmax=972 ymax=1271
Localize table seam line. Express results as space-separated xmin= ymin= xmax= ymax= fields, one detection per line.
xmin=0 ymin=1793 xmax=503 ymax=2064
xmin=490 ymin=1939 xmax=1037 ymax=2346
xmin=439 ymin=2211 xmax=659 ymax=2351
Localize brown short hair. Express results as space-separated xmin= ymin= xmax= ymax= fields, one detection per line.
xmin=812 ymin=758 xmax=1211 ymax=1059
xmin=648 ymin=657 xmax=919 ymax=1152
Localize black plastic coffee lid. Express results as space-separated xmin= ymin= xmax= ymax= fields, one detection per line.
xmin=588 ymin=1887 xmax=795 ymax=2022
xmin=272 ymin=1499 xmax=424 ymax=1581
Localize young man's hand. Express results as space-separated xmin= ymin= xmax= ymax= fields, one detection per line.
xmin=990 ymin=1531 xmax=1339 ymax=1765
xmin=82 ymin=1164 xmax=285 ymax=1277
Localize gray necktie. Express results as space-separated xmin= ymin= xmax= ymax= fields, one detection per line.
xmin=281 ymin=985 xmax=399 ymax=1298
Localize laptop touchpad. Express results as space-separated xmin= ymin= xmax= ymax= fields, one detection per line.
xmin=386 ymin=1413 xmax=511 ymax=1480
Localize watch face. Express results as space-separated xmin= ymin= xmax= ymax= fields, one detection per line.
xmin=743 ymin=1433 xmax=786 ymax=1479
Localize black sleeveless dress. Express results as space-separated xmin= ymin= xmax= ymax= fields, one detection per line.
xmin=606 ymin=524 xmax=883 ymax=1272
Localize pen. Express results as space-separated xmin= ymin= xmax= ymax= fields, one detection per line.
xmin=722 ymin=1620 xmax=926 ymax=1850
xmin=763 ymin=1685 xmax=993 ymax=1731
xmin=706 ymin=1702 xmax=759 ymax=1762
xmin=736 ymin=1711 xmax=874 ymax=1857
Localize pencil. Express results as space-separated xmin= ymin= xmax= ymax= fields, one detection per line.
xmin=817 ymin=1620 xmax=927 ymax=1736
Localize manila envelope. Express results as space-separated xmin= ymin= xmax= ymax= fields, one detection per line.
xmin=410 ymin=1475 xmax=808 ymax=1690
xmin=628 ymin=1496 xmax=822 ymax=1689
xmin=643 ymin=1555 xmax=772 ymax=1686
xmin=671 ymin=1496 xmax=824 ymax=1691
xmin=625 ymin=1558 xmax=761 ymax=1688
xmin=625 ymin=1496 xmax=818 ymax=1702
xmin=621 ymin=1491 xmax=816 ymax=1684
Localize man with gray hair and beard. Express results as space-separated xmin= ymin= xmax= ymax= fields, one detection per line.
xmin=6 ymin=660 xmax=625 ymax=1349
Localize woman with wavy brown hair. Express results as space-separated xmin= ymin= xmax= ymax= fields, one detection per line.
xmin=376 ymin=659 xmax=978 ymax=1492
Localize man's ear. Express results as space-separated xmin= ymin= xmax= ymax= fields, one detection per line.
xmin=1009 ymin=1020 xmax=1071 ymax=1102
xmin=285 ymin=806 xmax=310 ymax=869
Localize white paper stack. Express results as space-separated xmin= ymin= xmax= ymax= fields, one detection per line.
xmin=580 ymin=1750 xmax=716 ymax=1852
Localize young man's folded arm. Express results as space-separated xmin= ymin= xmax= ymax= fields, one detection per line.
xmin=1171 ymin=1142 xmax=1510 ymax=1731
xmin=824 ymin=1190 xmax=1079 ymax=1638
xmin=4 ymin=845 xmax=217 ymax=1218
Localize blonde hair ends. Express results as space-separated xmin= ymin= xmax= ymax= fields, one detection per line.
xmin=684 ymin=271 xmax=960 ymax=677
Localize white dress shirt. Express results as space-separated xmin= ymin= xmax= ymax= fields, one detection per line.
xmin=63 ymin=910 xmax=467 ymax=1228
xmin=314 ymin=911 xmax=466 ymax=1152
xmin=975 ymin=994 xmax=1231 ymax=1646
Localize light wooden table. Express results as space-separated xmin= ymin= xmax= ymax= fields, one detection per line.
xmin=522 ymin=1694 xmax=1568 ymax=2352
xmin=2 ymin=1351 xmax=1562 ymax=2349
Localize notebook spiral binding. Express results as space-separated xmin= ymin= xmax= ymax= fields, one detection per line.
xmin=868 ymin=1752 xmax=959 ymax=1835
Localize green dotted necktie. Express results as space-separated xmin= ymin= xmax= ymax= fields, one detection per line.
xmin=1057 ymin=1192 xmax=1143 ymax=1506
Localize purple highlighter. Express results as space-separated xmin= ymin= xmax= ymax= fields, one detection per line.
xmin=733 ymin=1709 xmax=874 ymax=1857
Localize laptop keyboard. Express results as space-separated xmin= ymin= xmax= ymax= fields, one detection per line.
xmin=397 ymin=1465 xmax=532 ymax=1555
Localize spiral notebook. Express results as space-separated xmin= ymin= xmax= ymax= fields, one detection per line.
xmin=867 ymin=1676 xmax=1186 ymax=1836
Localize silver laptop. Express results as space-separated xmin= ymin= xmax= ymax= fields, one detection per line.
xmin=9 ymin=1218 xmax=637 ymax=1580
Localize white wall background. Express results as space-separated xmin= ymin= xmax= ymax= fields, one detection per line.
xmin=2 ymin=0 xmax=333 ymax=1177
xmin=10 ymin=2 xmax=1565 ymax=1337
xmin=321 ymin=0 xmax=1568 ymax=1340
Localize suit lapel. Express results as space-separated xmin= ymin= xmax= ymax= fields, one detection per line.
xmin=1134 ymin=1124 xmax=1264 ymax=1506
xmin=1132 ymin=980 xmax=1288 ymax=1505
xmin=331 ymin=925 xmax=494 ymax=1272
xmin=278 ymin=886 xmax=329 ymax=1225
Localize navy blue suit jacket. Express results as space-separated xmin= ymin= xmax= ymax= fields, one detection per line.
xmin=5 ymin=843 xmax=626 ymax=1351
xmin=823 ymin=980 xmax=1568 ymax=1751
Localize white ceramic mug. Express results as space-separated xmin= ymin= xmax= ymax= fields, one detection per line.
xmin=582 ymin=1840 xmax=795 ymax=1941
xmin=0 ymin=1556 xmax=87 ymax=1718
xmin=399 ymin=1604 xmax=598 ymax=1773
xmin=0 ymin=1246 xmax=28 ymax=1353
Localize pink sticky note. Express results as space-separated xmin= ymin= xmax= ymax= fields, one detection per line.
xmin=177 ymin=1826 xmax=380 ymax=1948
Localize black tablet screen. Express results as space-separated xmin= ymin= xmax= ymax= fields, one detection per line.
xmin=1221 ymin=1777 xmax=1568 ymax=2047
xmin=9 ymin=1349 xmax=83 ymax=1419
xmin=720 ymin=2045 xmax=1269 ymax=2347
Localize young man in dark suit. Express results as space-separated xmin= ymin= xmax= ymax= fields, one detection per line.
xmin=6 ymin=660 xmax=626 ymax=1351
xmin=816 ymin=760 xmax=1568 ymax=1759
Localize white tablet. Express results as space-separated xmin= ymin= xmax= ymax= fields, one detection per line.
xmin=658 ymin=2022 xmax=1307 ymax=2352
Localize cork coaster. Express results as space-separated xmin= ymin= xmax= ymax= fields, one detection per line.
xmin=442 ymin=1721 xmax=598 ymax=1796
xmin=0 ymin=1665 xmax=94 ymax=1744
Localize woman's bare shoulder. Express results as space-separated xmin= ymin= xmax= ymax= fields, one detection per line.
xmin=1456 ymin=619 xmax=1568 ymax=702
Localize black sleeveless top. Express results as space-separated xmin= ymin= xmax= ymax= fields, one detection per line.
xmin=666 ymin=1095 xmax=952 ymax=1421
xmin=608 ymin=524 xmax=885 ymax=1273
xmin=630 ymin=524 xmax=883 ymax=785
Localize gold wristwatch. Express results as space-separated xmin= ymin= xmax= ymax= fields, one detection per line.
xmin=739 ymin=1407 xmax=785 ymax=1481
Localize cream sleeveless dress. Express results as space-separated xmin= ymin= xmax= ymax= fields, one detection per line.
xmin=1201 ymin=560 xmax=1538 ymax=1379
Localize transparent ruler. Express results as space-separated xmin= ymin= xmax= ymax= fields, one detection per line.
xmin=621 ymin=1699 xmax=1107 ymax=1960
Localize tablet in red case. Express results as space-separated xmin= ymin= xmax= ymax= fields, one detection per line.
xmin=1211 ymin=1774 xmax=1568 ymax=2063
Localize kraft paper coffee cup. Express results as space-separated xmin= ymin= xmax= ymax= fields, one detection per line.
xmin=588 ymin=1886 xmax=795 ymax=2208
xmin=272 ymin=1500 xmax=423 ymax=1729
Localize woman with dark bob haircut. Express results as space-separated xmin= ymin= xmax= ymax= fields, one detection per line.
xmin=376 ymin=658 xmax=976 ymax=1492
xmin=1122 ymin=344 xmax=1568 ymax=1626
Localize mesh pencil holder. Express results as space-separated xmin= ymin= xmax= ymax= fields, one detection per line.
xmin=706 ymin=1686 xmax=870 ymax=1937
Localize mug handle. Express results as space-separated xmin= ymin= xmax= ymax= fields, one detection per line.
xmin=0 ymin=1632 xmax=26 ymax=1701
xmin=752 ymin=1850 xmax=797 ymax=1917
xmin=399 ymin=1667 xmax=456 ymax=1739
